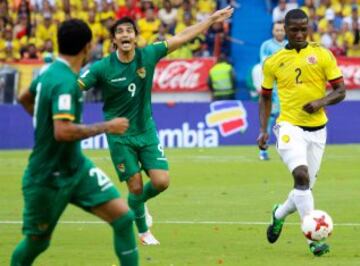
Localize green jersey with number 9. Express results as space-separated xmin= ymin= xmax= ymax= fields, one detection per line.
xmin=26 ymin=58 xmax=85 ymax=183
xmin=77 ymin=41 xmax=168 ymax=136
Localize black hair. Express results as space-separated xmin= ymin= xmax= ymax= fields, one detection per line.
xmin=110 ymin=17 xmax=138 ymax=37
xmin=57 ymin=19 xmax=92 ymax=55
xmin=285 ymin=9 xmax=308 ymax=26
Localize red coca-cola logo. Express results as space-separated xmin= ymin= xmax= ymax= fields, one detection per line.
xmin=153 ymin=59 xmax=216 ymax=92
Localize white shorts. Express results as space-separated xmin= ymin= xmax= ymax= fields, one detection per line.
xmin=274 ymin=122 xmax=326 ymax=188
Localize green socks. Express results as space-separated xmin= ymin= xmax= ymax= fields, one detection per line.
xmin=11 ymin=236 xmax=50 ymax=266
xmin=128 ymin=182 xmax=161 ymax=233
xmin=111 ymin=211 xmax=139 ymax=266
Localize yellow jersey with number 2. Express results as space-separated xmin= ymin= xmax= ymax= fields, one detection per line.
xmin=262 ymin=43 xmax=343 ymax=127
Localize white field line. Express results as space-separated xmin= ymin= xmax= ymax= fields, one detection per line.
xmin=1 ymin=220 xmax=360 ymax=226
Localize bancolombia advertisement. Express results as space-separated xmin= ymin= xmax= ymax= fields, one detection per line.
xmin=1 ymin=101 xmax=360 ymax=149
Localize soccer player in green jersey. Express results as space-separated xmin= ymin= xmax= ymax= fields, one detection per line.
xmin=11 ymin=19 xmax=138 ymax=265
xmin=77 ymin=6 xmax=234 ymax=245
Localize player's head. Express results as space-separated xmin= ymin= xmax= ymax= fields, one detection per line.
xmin=57 ymin=19 xmax=92 ymax=57
xmin=284 ymin=9 xmax=309 ymax=49
xmin=111 ymin=17 xmax=138 ymax=53
xmin=272 ymin=22 xmax=285 ymax=42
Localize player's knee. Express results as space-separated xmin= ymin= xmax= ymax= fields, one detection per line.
xmin=152 ymin=172 xmax=170 ymax=192
xmin=292 ymin=165 xmax=310 ymax=189
xmin=111 ymin=210 xmax=135 ymax=232
xmin=127 ymin=173 xmax=143 ymax=195
xmin=28 ymin=235 xmax=51 ymax=250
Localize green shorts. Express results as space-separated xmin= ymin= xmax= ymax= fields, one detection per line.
xmin=107 ymin=127 xmax=169 ymax=182
xmin=22 ymin=158 xmax=120 ymax=236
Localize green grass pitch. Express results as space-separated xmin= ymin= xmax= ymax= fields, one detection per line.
xmin=1 ymin=145 xmax=360 ymax=265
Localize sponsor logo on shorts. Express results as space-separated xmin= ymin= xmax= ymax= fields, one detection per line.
xmin=282 ymin=135 xmax=290 ymax=143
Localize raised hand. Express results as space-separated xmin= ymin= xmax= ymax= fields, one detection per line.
xmin=210 ymin=6 xmax=234 ymax=23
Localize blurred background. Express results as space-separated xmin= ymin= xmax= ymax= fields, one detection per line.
xmin=1 ymin=0 xmax=360 ymax=149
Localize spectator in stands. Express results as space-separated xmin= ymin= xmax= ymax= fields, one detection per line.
xmin=320 ymin=21 xmax=334 ymax=48
xmin=31 ymin=0 xmax=56 ymax=12
xmin=98 ymin=0 xmax=115 ymax=21
xmin=196 ymin=0 xmax=216 ymax=22
xmin=149 ymin=22 xmax=173 ymax=43
xmin=329 ymin=31 xmax=346 ymax=56
xmin=208 ymin=53 xmax=236 ymax=101
xmin=35 ymin=13 xmax=57 ymax=51
xmin=316 ymin=0 xmax=332 ymax=18
xmin=42 ymin=38 xmax=55 ymax=62
xmin=343 ymin=5 xmax=360 ymax=31
xmin=138 ymin=7 xmax=161 ymax=43
xmin=139 ymin=0 xmax=158 ymax=18
xmin=347 ymin=20 xmax=360 ymax=57
xmin=272 ymin=0 xmax=290 ymax=22
xmin=13 ymin=13 xmax=29 ymax=39
xmin=23 ymin=42 xmax=40 ymax=59
xmin=0 ymin=26 xmax=21 ymax=61
xmin=115 ymin=0 xmax=141 ymax=20
xmin=301 ymin=0 xmax=315 ymax=16
xmin=342 ymin=0 xmax=360 ymax=18
xmin=177 ymin=0 xmax=197 ymax=24
xmin=158 ymin=0 xmax=177 ymax=33
xmin=206 ymin=20 xmax=229 ymax=57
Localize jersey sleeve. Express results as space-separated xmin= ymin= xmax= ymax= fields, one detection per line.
xmin=52 ymin=82 xmax=77 ymax=121
xmin=77 ymin=61 xmax=102 ymax=91
xmin=261 ymin=58 xmax=275 ymax=90
xmin=321 ymin=48 xmax=342 ymax=81
xmin=145 ymin=41 xmax=168 ymax=63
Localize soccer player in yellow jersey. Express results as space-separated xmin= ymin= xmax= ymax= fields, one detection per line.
xmin=257 ymin=9 xmax=346 ymax=256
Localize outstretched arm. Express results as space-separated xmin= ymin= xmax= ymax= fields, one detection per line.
xmin=167 ymin=6 xmax=234 ymax=54
xmin=54 ymin=117 xmax=129 ymax=142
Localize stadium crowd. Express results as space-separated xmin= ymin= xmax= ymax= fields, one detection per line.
xmin=271 ymin=0 xmax=360 ymax=57
xmin=0 ymin=0 xmax=234 ymax=62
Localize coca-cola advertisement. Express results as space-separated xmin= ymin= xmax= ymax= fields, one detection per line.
xmin=336 ymin=57 xmax=360 ymax=89
xmin=153 ymin=58 xmax=216 ymax=92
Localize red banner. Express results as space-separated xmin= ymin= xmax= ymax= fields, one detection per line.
xmin=336 ymin=57 xmax=360 ymax=89
xmin=153 ymin=58 xmax=216 ymax=92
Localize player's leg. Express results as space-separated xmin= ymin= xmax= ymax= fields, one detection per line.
xmin=106 ymin=136 xmax=149 ymax=235
xmin=267 ymin=123 xmax=308 ymax=243
xmin=91 ymin=199 xmax=139 ymax=266
xmin=305 ymin=128 xmax=329 ymax=256
xmin=11 ymin=176 xmax=70 ymax=265
xmin=72 ymin=160 xmax=138 ymax=265
xmin=306 ymin=128 xmax=327 ymax=189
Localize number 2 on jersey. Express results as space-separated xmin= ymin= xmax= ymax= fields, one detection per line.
xmin=295 ymin=68 xmax=303 ymax=84
xmin=128 ymin=83 xmax=136 ymax=97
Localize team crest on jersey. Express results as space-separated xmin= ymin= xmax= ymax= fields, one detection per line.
xmin=37 ymin=223 xmax=49 ymax=231
xmin=307 ymin=55 xmax=317 ymax=64
xmin=282 ymin=135 xmax=290 ymax=143
xmin=137 ymin=67 xmax=146 ymax=79
xmin=117 ymin=163 xmax=125 ymax=173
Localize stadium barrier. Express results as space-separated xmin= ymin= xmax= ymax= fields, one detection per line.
xmin=1 ymin=101 xmax=359 ymax=149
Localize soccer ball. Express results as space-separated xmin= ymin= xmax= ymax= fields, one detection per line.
xmin=301 ymin=210 xmax=333 ymax=241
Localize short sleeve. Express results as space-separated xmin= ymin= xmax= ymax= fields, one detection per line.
xmin=77 ymin=61 xmax=102 ymax=91
xmin=322 ymin=48 xmax=342 ymax=81
xmin=261 ymin=58 xmax=275 ymax=90
xmin=52 ymin=83 xmax=77 ymax=121
xmin=145 ymin=41 xmax=168 ymax=63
